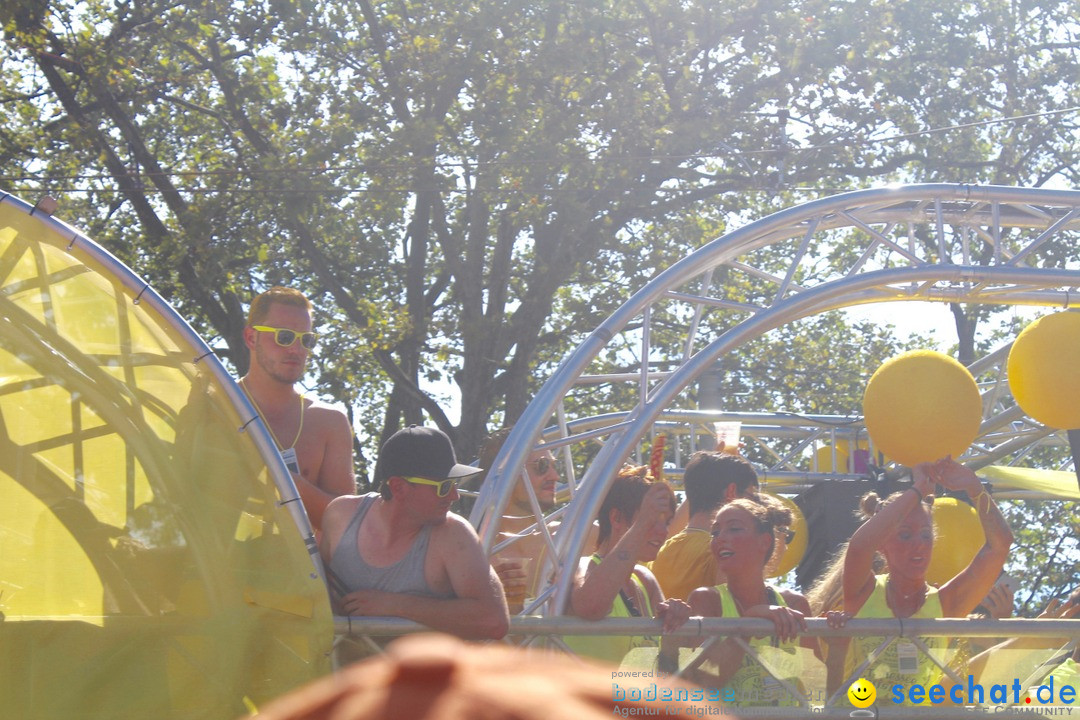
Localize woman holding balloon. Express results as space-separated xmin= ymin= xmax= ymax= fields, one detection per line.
xmin=841 ymin=456 xmax=1014 ymax=696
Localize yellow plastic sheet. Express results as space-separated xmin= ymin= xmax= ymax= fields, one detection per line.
xmin=0 ymin=198 xmax=332 ymax=719
xmin=977 ymin=466 xmax=1080 ymax=500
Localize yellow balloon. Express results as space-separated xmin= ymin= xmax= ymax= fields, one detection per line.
xmin=1007 ymin=312 xmax=1080 ymax=429
xmin=863 ymin=350 xmax=982 ymax=466
xmin=765 ymin=493 xmax=808 ymax=579
xmin=815 ymin=441 xmax=852 ymax=473
xmin=927 ymin=497 xmax=985 ymax=585
xmin=813 ymin=439 xmax=880 ymax=472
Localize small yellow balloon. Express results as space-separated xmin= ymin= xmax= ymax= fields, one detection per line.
xmin=863 ymin=350 xmax=982 ymax=466
xmin=815 ymin=441 xmax=853 ymax=473
xmin=764 ymin=493 xmax=808 ymax=579
xmin=813 ymin=439 xmax=880 ymax=472
xmin=1007 ymin=312 xmax=1080 ymax=429
xmin=927 ymin=497 xmax=985 ymax=585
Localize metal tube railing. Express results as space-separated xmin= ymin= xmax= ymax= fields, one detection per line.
xmin=335 ymin=616 xmax=1080 ymax=639
xmin=334 ymin=617 xmax=1077 ymax=719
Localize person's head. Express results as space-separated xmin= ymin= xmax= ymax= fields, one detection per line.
xmin=710 ymin=494 xmax=793 ymax=574
xmin=249 ymin=632 xmax=714 ymax=720
xmin=376 ymin=426 xmax=482 ymax=522
xmin=244 ymin=287 xmax=316 ymax=384
xmin=476 ymin=428 xmax=559 ymax=513
xmin=682 ymin=452 xmax=759 ymax=516
xmin=595 ymin=465 xmax=676 ymax=561
xmin=859 ymin=489 xmax=934 ymax=581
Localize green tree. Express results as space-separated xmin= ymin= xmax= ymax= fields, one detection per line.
xmin=4 ymin=0 xmax=1079 ymax=466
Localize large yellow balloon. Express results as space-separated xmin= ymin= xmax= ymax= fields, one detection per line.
xmin=1007 ymin=312 xmax=1080 ymax=429
xmin=927 ymin=497 xmax=985 ymax=585
xmin=863 ymin=350 xmax=982 ymax=466
xmin=765 ymin=493 xmax=808 ymax=579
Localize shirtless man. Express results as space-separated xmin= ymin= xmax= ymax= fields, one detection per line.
xmin=475 ymin=429 xmax=561 ymax=612
xmin=240 ymin=287 xmax=355 ymax=530
xmin=320 ymin=426 xmax=510 ymax=640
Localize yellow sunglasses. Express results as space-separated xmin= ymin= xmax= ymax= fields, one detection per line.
xmin=252 ymin=325 xmax=318 ymax=349
xmin=400 ymin=476 xmax=457 ymax=497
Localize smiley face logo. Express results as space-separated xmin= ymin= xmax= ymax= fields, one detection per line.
xmin=847 ymin=677 xmax=876 ymax=708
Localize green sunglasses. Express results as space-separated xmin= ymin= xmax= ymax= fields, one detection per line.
xmin=400 ymin=475 xmax=458 ymax=497
xmin=252 ymin=325 xmax=318 ymax=349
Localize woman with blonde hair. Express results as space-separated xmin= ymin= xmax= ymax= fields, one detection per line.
xmin=842 ymin=456 xmax=1013 ymax=698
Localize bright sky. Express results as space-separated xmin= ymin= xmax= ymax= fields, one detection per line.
xmin=844 ymin=300 xmax=1051 ymax=351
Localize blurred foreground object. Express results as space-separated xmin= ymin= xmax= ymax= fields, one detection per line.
xmin=250 ymin=633 xmax=731 ymax=720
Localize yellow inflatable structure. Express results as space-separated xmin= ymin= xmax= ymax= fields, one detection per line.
xmin=0 ymin=195 xmax=332 ymax=719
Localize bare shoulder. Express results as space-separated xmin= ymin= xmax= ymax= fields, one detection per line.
xmin=324 ymin=494 xmax=363 ymax=524
xmin=633 ymin=564 xmax=665 ymax=606
xmin=689 ymin=585 xmax=723 ymax=616
xmin=632 ymin=563 xmax=660 ymax=588
xmin=433 ymin=512 xmax=483 ymax=545
xmin=320 ymin=494 xmax=366 ymax=558
xmin=303 ymin=398 xmax=351 ymax=428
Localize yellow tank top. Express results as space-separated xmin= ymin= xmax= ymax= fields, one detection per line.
xmin=846 ymin=574 xmax=948 ymax=703
xmin=714 ymin=584 xmax=803 ymax=707
xmin=563 ymin=555 xmax=656 ymax=665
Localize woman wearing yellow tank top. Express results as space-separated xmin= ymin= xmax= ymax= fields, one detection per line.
xmin=676 ymin=494 xmax=816 ymax=706
xmin=566 ymin=466 xmax=691 ymax=666
xmin=842 ymin=456 xmax=1014 ymax=702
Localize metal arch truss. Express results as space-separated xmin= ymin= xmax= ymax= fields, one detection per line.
xmin=471 ymin=183 xmax=1080 ymax=617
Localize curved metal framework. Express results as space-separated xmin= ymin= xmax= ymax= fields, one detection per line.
xmin=471 ymin=183 xmax=1080 ymax=617
xmin=0 ymin=191 xmax=322 ymax=565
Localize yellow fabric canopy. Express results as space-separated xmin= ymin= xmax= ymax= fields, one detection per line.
xmin=0 ymin=196 xmax=332 ymax=719
xmin=977 ymin=465 xmax=1080 ymax=500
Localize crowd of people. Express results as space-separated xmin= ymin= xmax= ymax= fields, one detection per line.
xmin=242 ymin=285 xmax=1077 ymax=712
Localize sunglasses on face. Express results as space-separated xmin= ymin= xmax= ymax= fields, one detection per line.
xmin=780 ymin=528 xmax=795 ymax=544
xmin=531 ymin=457 xmax=554 ymax=474
xmin=252 ymin=325 xmax=318 ymax=349
xmin=401 ymin=476 xmax=457 ymax=497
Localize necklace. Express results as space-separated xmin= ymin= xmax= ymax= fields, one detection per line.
xmin=887 ymin=577 xmax=926 ymax=610
xmin=240 ymin=378 xmax=305 ymax=450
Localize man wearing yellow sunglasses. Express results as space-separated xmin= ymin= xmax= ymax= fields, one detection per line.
xmin=320 ymin=426 xmax=510 ymax=642
xmin=240 ymin=287 xmax=356 ymax=531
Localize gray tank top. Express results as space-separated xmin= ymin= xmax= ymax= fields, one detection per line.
xmin=329 ymin=493 xmax=450 ymax=598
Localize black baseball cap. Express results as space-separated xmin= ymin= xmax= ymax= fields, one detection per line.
xmin=376 ymin=426 xmax=482 ymax=482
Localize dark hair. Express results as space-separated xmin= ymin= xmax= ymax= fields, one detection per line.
xmin=682 ymin=452 xmax=759 ymax=516
xmin=595 ymin=465 xmax=675 ymax=547
xmin=717 ymin=495 xmax=793 ymax=567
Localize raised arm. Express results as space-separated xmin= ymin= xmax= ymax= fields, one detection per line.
xmin=570 ymin=484 xmax=670 ymax=620
xmin=843 ymin=463 xmax=934 ymax=613
xmin=933 ymin=457 xmax=1014 ymax=617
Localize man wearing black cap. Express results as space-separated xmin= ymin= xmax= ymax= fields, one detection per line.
xmin=320 ymin=426 xmax=510 ymax=641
